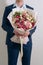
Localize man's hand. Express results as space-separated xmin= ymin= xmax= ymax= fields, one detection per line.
xmin=23 ymin=31 xmax=30 ymax=37
xmin=13 ymin=30 xmax=30 ymax=37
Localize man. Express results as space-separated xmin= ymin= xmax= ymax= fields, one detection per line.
xmin=2 ymin=0 xmax=36 ymax=65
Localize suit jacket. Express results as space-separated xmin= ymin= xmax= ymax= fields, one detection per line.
xmin=2 ymin=4 xmax=36 ymax=46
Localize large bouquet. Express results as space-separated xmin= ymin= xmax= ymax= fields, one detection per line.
xmin=7 ymin=8 xmax=37 ymax=59
xmin=12 ymin=11 xmax=36 ymax=33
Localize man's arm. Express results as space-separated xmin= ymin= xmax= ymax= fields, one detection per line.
xmin=30 ymin=26 xmax=37 ymax=36
xmin=26 ymin=5 xmax=37 ymax=36
xmin=1 ymin=7 xmax=14 ymax=34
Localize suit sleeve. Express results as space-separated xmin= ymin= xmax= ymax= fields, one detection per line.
xmin=1 ymin=7 xmax=14 ymax=33
xmin=30 ymin=26 xmax=37 ymax=36
xmin=29 ymin=9 xmax=37 ymax=36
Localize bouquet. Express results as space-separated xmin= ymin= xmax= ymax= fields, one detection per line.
xmin=7 ymin=8 xmax=37 ymax=59
xmin=12 ymin=11 xmax=36 ymax=32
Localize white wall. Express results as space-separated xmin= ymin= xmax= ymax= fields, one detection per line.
xmin=0 ymin=0 xmax=43 ymax=65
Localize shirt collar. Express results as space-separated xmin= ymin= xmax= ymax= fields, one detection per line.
xmin=13 ymin=3 xmax=26 ymax=9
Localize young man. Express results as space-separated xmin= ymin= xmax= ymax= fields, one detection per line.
xmin=2 ymin=0 xmax=36 ymax=65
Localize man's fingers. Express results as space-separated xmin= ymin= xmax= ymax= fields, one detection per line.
xmin=13 ymin=30 xmax=30 ymax=37
xmin=24 ymin=32 xmax=30 ymax=37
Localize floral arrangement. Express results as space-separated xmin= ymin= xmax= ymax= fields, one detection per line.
xmin=12 ymin=11 xmax=36 ymax=34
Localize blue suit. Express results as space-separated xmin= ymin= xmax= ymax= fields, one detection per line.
xmin=2 ymin=4 xmax=36 ymax=65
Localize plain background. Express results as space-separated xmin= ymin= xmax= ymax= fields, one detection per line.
xmin=0 ymin=0 xmax=43 ymax=65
